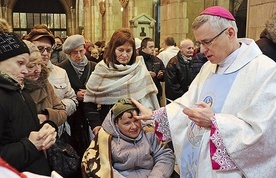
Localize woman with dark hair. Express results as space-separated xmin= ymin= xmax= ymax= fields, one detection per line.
xmin=84 ymin=28 xmax=159 ymax=135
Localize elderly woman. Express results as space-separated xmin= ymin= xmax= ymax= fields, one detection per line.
xmin=0 ymin=32 xmax=57 ymax=176
xmin=23 ymin=40 xmax=67 ymax=127
xmin=84 ymin=28 xmax=160 ymax=135
xmin=59 ymin=34 xmax=96 ymax=157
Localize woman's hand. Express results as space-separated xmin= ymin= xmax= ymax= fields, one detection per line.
xmin=28 ymin=123 xmax=57 ymax=150
xmin=183 ymin=102 xmax=214 ymax=128
xmin=130 ymin=98 xmax=153 ymax=120
xmin=93 ymin=126 xmax=101 ymax=135
xmin=37 ymin=114 xmax=48 ymax=124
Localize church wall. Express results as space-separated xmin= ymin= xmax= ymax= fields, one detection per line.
xmin=247 ymin=0 xmax=276 ymax=40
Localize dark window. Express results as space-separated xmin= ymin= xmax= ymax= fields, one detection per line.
xmin=12 ymin=0 xmax=67 ymax=38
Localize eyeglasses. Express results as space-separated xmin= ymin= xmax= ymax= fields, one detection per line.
xmin=37 ymin=46 xmax=53 ymax=53
xmin=197 ymin=28 xmax=228 ymax=47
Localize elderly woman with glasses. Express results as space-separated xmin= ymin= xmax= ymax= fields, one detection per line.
xmin=58 ymin=34 xmax=97 ymax=158
xmin=23 ymin=40 xmax=67 ymax=127
xmin=23 ymin=26 xmax=78 ymax=119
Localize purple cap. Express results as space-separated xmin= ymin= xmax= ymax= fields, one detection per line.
xmin=200 ymin=6 xmax=235 ymax=21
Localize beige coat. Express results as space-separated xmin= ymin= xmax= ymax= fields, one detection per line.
xmin=47 ymin=61 xmax=78 ymax=116
xmin=25 ymin=68 xmax=67 ymax=126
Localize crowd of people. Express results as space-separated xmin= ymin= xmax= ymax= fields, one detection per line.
xmin=0 ymin=5 xmax=275 ymax=178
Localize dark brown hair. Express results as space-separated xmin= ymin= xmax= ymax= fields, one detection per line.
xmin=103 ymin=28 xmax=136 ymax=68
xmin=164 ymin=36 xmax=176 ymax=46
xmin=141 ymin=37 xmax=154 ymax=49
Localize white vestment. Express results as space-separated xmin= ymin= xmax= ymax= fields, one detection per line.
xmin=166 ymin=39 xmax=276 ymax=177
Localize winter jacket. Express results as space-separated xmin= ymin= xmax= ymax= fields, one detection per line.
xmin=255 ymin=29 xmax=276 ymax=62
xmin=59 ymin=59 xmax=96 ymax=155
xmin=50 ymin=45 xmax=67 ymax=65
xmin=139 ymin=51 xmax=165 ymax=101
xmin=58 ymin=59 xmax=96 ymax=94
xmin=0 ymin=72 xmax=51 ymax=176
xmin=24 ymin=66 xmax=67 ymax=126
xmin=165 ymin=52 xmax=207 ymax=100
xmin=82 ymin=110 xmax=175 ymax=178
xmin=47 ymin=61 xmax=78 ymax=116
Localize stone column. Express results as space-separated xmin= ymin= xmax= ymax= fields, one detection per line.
xmin=103 ymin=0 xmax=122 ymax=41
xmin=121 ymin=0 xmax=136 ymax=28
xmin=247 ymin=0 xmax=276 ymax=40
xmin=83 ymin=0 xmax=91 ymax=40
xmin=160 ymin=0 xmax=189 ymax=46
xmin=72 ymin=9 xmax=77 ymax=35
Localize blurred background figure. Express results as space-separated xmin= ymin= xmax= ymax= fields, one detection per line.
xmin=157 ymin=36 xmax=179 ymax=67
xmin=51 ymin=36 xmax=67 ymax=65
xmin=256 ymin=13 xmax=276 ymax=62
xmin=84 ymin=42 xmax=94 ymax=61
xmin=154 ymin=47 xmax=159 ymax=56
xmin=89 ymin=48 xmax=102 ymax=63
xmin=135 ymin=37 xmax=142 ymax=55
xmin=140 ymin=37 xmax=165 ymax=105
xmin=94 ymin=40 xmax=105 ymax=60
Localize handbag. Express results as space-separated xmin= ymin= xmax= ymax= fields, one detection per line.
xmin=47 ymin=134 xmax=80 ymax=177
xmin=59 ymin=122 xmax=73 ymax=146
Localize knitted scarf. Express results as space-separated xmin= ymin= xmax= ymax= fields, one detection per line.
xmin=24 ymin=66 xmax=49 ymax=92
xmin=84 ymin=56 xmax=159 ymax=107
xmin=69 ymin=55 xmax=88 ymax=78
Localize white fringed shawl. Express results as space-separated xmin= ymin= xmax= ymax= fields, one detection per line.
xmin=84 ymin=56 xmax=159 ymax=109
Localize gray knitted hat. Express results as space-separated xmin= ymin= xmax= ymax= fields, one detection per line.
xmin=63 ymin=34 xmax=85 ymax=55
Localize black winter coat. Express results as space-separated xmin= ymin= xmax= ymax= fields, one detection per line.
xmin=139 ymin=51 xmax=165 ymax=100
xmin=165 ymin=52 xmax=207 ymax=100
xmin=256 ymin=29 xmax=276 ymax=62
xmin=58 ymin=59 xmax=96 ymax=156
xmin=0 ymin=74 xmax=51 ymax=175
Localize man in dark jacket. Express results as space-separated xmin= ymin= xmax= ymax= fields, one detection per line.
xmin=139 ymin=37 xmax=165 ymax=105
xmin=165 ymin=39 xmax=206 ymax=101
xmin=255 ymin=13 xmax=276 ymax=62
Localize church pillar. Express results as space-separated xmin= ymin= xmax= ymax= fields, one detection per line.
xmin=247 ymin=0 xmax=276 ymax=40
xmin=159 ymin=0 xmax=189 ymax=46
